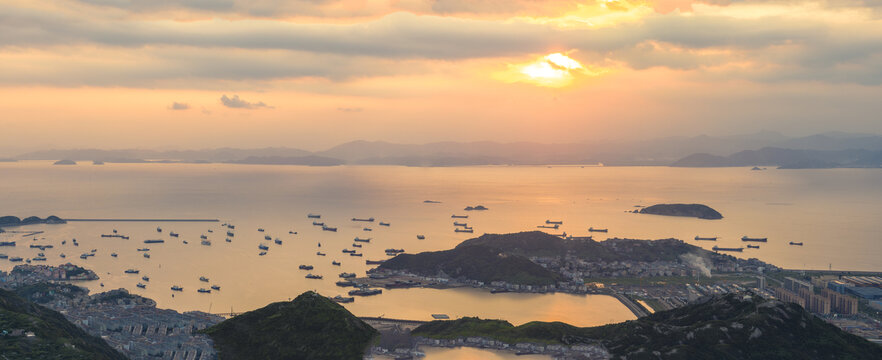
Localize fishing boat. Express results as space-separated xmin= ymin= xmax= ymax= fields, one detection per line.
xmin=339 ymin=272 xmax=356 ymax=278
xmin=363 ymin=227 xmax=372 ymax=231
xmin=200 ymin=234 xmax=208 ymax=239
xmin=199 ymin=276 xmax=209 ymax=282
xmin=379 ymin=222 xmax=390 ymax=226
xmin=258 ymin=228 xmax=264 ymax=232
xmin=156 ymin=227 xmax=162 ymax=233
xmin=742 ymin=236 xmax=768 ymax=242
xmin=258 ymin=251 xmax=267 ymax=256
xmin=316 ymin=251 xmax=326 ymax=256
xmin=712 ymin=246 xmax=744 ymax=252
xmin=197 ymin=288 xmax=211 ymax=293
xmin=305 ymin=274 xmax=323 ymax=279
xmin=747 ymin=244 xmax=760 ymax=249
xmin=136 ymin=283 xmax=146 ymax=289
xmin=124 ymin=269 xmax=139 ymax=274
xmin=211 ymin=285 xmax=221 ymax=291
xmin=332 ymin=261 xmax=341 ymax=266
xmin=201 ymin=240 xmax=211 ymax=246
xmin=169 ymin=232 xmax=179 ymax=237
xmin=142 ymin=276 xmax=149 ymax=281
xmin=349 ymin=252 xmax=363 ymax=257
xmin=258 ymin=244 xmax=269 ymax=250
xmin=171 ymin=286 xmax=183 ymax=291
xmin=264 ymin=235 xmax=272 ymax=240
xmin=299 ymin=265 xmax=314 ymax=270
xmin=352 ymin=243 xmax=362 ymax=248
xmin=143 ymin=253 xmax=150 ymax=258
xmin=416 ymin=235 xmax=425 ymax=240
xmin=274 ymin=238 xmax=282 ymax=245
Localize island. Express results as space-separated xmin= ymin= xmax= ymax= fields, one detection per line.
xmin=638 ymin=203 xmax=723 ymax=220
xmin=0 ymin=215 xmax=67 ymax=228
xmin=202 ymin=291 xmax=378 ymax=360
xmin=53 ymin=159 xmax=77 ymax=165
xmin=224 ymin=155 xmax=345 ymax=166
xmin=464 ymin=205 xmax=488 ymax=211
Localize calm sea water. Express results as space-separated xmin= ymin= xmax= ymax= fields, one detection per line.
xmin=1 ymin=162 xmax=880 ymax=327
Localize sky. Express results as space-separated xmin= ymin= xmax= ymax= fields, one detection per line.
xmin=1 ymin=0 xmax=882 ymax=154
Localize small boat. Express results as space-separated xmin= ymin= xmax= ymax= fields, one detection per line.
xmin=59 ymin=253 xmax=66 ymax=258
xmin=62 ymin=240 xmax=66 ymax=245
xmin=200 ymin=234 xmax=208 ymax=239
xmin=226 ymin=231 xmax=234 ymax=237
xmin=352 ymin=243 xmax=362 ymax=248
xmin=143 ymin=253 xmax=150 ymax=258
xmin=226 ymin=238 xmax=232 ymax=242
xmin=136 ymin=283 xmax=146 ymax=289
xmin=546 ymin=220 xmax=563 ymax=225
xmin=353 ymin=237 xmax=371 ymax=243
xmin=330 ymin=295 xmax=354 ymax=303
xmin=183 ymin=240 xmax=189 ymax=244
xmin=451 ymin=215 xmax=468 ymax=219
xmin=366 ymin=260 xmax=385 ymax=265
xmin=746 ymin=244 xmax=760 ymax=249
xmin=171 ymin=286 xmax=183 ymax=291
xmin=588 ymin=227 xmax=608 ymax=232
xmin=257 ymin=228 xmax=265 ymax=232
xmin=156 ymin=227 xmax=162 ymax=233
xmin=339 ymin=272 xmax=356 ymax=278
xmin=199 ymin=276 xmax=209 ymax=282
xmin=142 ymin=276 xmax=150 ymax=281
xmin=197 ymin=288 xmax=211 ymax=293
xmin=363 ymin=227 xmax=372 ymax=231
xmin=169 ymin=232 xmax=179 ymax=237
xmin=264 ymin=235 xmax=272 ymax=240
xmin=322 ymin=226 xmax=337 ymax=232
xmin=289 ymin=231 xmax=296 ymax=234
xmin=228 ymin=225 xmax=235 ymax=229
xmin=312 ymin=221 xmax=324 ymax=226
xmin=378 ymin=222 xmax=390 ymax=227
xmin=332 ymin=261 xmax=341 ymax=266
xmin=694 ymin=236 xmax=718 ymax=241
xmin=299 ymin=265 xmax=314 ymax=270
xmin=125 ymin=269 xmax=140 ymax=274
xmin=274 ymin=238 xmax=282 ymax=245
xmin=349 ymin=252 xmax=363 ymax=257
xmin=416 ymin=235 xmax=425 ymax=240
xmin=305 ymin=274 xmax=323 ymax=279
xmin=207 ymin=229 xmax=213 ymax=233
xmin=789 ymin=242 xmax=804 ymax=246
xmin=742 ymin=236 xmax=768 ymax=242
xmin=201 ymin=240 xmax=211 ymax=246
xmin=348 ymin=288 xmax=382 ymax=296
xmin=454 ymin=228 xmax=474 ymax=233
xmin=258 ymin=244 xmax=269 ymax=250
xmin=351 ymin=217 xmax=375 ymax=222
xmin=316 ymin=251 xmax=326 ymax=256
xmin=712 ymin=246 xmax=743 ymax=252
xmin=308 ymin=214 xmax=321 ymax=219
xmin=211 ymin=285 xmax=221 ymax=291
xmin=79 ymin=254 xmax=89 ymax=259
xmin=259 ymin=251 xmax=267 ymax=256
xmin=317 ymin=242 xmax=321 ymax=247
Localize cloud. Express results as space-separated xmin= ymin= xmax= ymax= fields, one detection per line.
xmin=168 ymin=102 xmax=190 ymax=110
xmin=220 ymin=94 xmax=272 ymax=109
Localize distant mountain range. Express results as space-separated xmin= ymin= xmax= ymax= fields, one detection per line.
xmin=10 ymin=131 xmax=882 ymax=167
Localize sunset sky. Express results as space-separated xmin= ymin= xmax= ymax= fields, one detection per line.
xmin=2 ymin=0 xmax=881 ymax=154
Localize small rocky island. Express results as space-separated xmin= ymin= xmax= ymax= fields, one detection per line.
xmin=53 ymin=159 xmax=77 ymax=165
xmin=464 ymin=205 xmax=488 ymax=211
xmin=638 ymin=203 xmax=723 ymax=219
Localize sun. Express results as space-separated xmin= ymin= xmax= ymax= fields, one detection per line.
xmin=515 ymin=53 xmax=590 ymax=87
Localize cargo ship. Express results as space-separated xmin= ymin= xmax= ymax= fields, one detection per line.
xmin=0 ymin=241 xmax=16 ymax=246
xmin=588 ymin=227 xmax=608 ymax=232
xmin=354 ymin=237 xmax=371 ymax=243
xmin=366 ymin=259 xmax=386 ymax=265
xmin=746 ymin=244 xmax=760 ymax=249
xmin=308 ymin=214 xmax=321 ymax=219
xmin=299 ymin=265 xmax=314 ymax=270
xmin=741 ymin=236 xmax=768 ymax=242
xmin=455 ymin=228 xmax=474 ymax=233
xmin=312 ymin=222 xmax=325 ymax=227
xmin=143 ymin=239 xmax=165 ymax=244
xmin=694 ymin=236 xmax=718 ymax=241
xmin=330 ymin=295 xmax=354 ymax=303
xmin=322 ymin=226 xmax=338 ymax=232
xmin=789 ymin=242 xmax=804 ymax=246
xmin=351 ymin=217 xmax=374 ymax=222
xmin=305 ymin=274 xmax=323 ymax=279
xmin=712 ymin=246 xmax=743 ymax=252
xmin=451 ymin=215 xmax=468 ymax=219
xmin=379 ymin=222 xmax=390 ymax=226
xmin=546 ymin=220 xmax=563 ymax=225
xmin=348 ymin=288 xmax=382 ymax=296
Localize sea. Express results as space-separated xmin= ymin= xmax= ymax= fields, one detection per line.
xmin=1 ymin=161 xmax=881 ymax=357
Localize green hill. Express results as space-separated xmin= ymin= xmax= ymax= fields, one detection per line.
xmin=378 ymin=244 xmax=564 ymax=285
xmin=639 ymin=203 xmax=723 ymax=219
xmin=0 ymin=288 xmax=126 ymax=360
xmin=413 ymin=293 xmax=882 ymax=360
xmin=202 ymin=291 xmax=378 ymax=360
